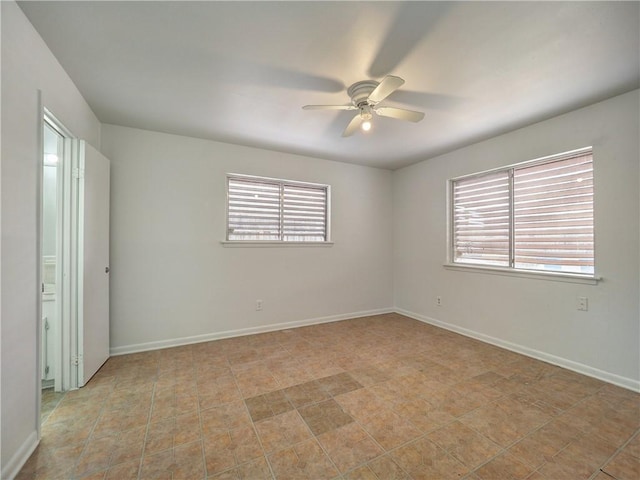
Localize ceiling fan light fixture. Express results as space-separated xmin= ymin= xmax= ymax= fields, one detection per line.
xmin=360 ymin=108 xmax=372 ymax=132
xmin=302 ymin=75 xmax=424 ymax=137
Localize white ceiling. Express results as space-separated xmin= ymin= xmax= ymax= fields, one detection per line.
xmin=19 ymin=1 xmax=640 ymax=170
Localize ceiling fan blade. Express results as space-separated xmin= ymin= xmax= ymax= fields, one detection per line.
xmin=375 ymin=106 xmax=425 ymax=122
xmin=302 ymin=105 xmax=357 ymax=111
xmin=368 ymin=75 xmax=405 ymax=104
xmin=342 ymin=114 xmax=363 ymax=137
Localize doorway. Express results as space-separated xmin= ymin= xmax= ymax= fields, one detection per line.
xmin=39 ymin=111 xmax=111 ymax=407
xmin=41 ymin=117 xmax=65 ymax=421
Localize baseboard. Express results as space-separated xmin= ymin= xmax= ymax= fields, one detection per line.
xmin=110 ymin=307 xmax=394 ymax=356
xmin=2 ymin=430 xmax=39 ymax=480
xmin=395 ymin=307 xmax=640 ymax=393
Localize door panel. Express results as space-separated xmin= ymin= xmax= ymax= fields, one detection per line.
xmin=78 ymin=141 xmax=110 ymax=385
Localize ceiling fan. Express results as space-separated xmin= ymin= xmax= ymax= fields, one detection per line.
xmin=302 ymin=75 xmax=425 ymax=137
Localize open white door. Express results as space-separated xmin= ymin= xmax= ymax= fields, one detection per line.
xmin=77 ymin=141 xmax=110 ymax=386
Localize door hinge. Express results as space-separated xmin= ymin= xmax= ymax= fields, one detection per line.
xmin=71 ymin=356 xmax=79 ymax=366
xmin=72 ymin=168 xmax=85 ymax=179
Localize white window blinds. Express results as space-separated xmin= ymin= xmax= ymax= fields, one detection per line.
xmin=227 ymin=176 xmax=328 ymax=242
xmin=282 ymin=184 xmax=327 ymax=241
xmin=514 ymin=153 xmax=593 ymax=273
xmin=451 ymin=148 xmax=594 ymax=275
xmin=453 ymin=171 xmax=510 ymax=267
xmin=228 ymin=178 xmax=281 ymax=240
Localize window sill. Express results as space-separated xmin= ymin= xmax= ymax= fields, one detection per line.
xmin=443 ymin=263 xmax=601 ymax=285
xmin=221 ymin=241 xmax=334 ymax=248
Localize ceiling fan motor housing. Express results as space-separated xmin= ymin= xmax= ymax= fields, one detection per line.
xmin=348 ymin=80 xmax=379 ymax=107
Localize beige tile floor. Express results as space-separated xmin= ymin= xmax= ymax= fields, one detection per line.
xmin=41 ymin=388 xmax=66 ymax=425
xmin=18 ymin=313 xmax=640 ymax=479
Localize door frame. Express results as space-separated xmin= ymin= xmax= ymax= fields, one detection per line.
xmin=63 ymin=136 xmax=81 ymax=391
xmin=42 ymin=114 xmax=66 ymax=393
xmin=39 ymin=107 xmax=79 ymax=404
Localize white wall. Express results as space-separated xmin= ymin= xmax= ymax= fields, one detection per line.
xmin=1 ymin=2 xmax=101 ymax=476
xmin=393 ymin=90 xmax=640 ymax=390
xmin=100 ymin=124 xmax=393 ymax=353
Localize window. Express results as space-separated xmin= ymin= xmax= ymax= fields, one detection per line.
xmin=451 ymin=148 xmax=594 ymax=276
xmin=226 ymin=174 xmax=329 ymax=242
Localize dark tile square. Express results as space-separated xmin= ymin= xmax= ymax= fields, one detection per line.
xmin=245 ymin=389 xmax=293 ymax=421
xmin=244 ymin=397 xmax=271 ymax=422
xmin=298 ymin=399 xmax=354 ymax=435
xmin=283 ymin=381 xmax=331 ymax=408
xmin=316 ymin=372 xmax=363 ymax=396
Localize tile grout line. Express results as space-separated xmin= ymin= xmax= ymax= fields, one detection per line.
xmin=310 ymin=383 xmax=369 ymax=479
xmin=186 ymin=347 xmax=208 ymax=480
xmin=368 ymin=366 xmax=595 ymax=477
xmin=515 ymin=381 xmax=637 ymax=479
xmin=588 ymin=426 xmax=640 ymax=480
xmin=362 ymin=372 xmax=478 ymax=472
xmin=135 ymin=359 xmax=162 ymax=480
xmin=234 ymin=354 xmax=279 ymax=480
xmin=459 ymin=381 xmax=600 ymax=477
xmin=195 ymin=352 xmax=210 ymax=479
xmin=70 ymin=378 xmax=117 ymax=480
xmin=240 ymin=373 xmax=382 ymax=479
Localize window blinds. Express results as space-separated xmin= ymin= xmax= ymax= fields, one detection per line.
xmin=452 ymin=150 xmax=594 ymax=274
xmin=282 ymin=184 xmax=327 ymax=241
xmin=453 ymin=171 xmax=511 ymax=266
xmin=514 ymin=153 xmax=593 ymax=272
xmin=227 ymin=176 xmax=328 ymax=242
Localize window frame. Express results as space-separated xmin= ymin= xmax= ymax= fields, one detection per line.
xmin=222 ymin=173 xmax=332 ymax=247
xmin=446 ymin=147 xmax=600 ymax=284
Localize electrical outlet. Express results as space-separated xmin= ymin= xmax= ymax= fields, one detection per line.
xmin=436 ymin=296 xmax=442 ymax=306
xmin=256 ymin=299 xmax=263 ymax=311
xmin=577 ymin=296 xmax=588 ymax=311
